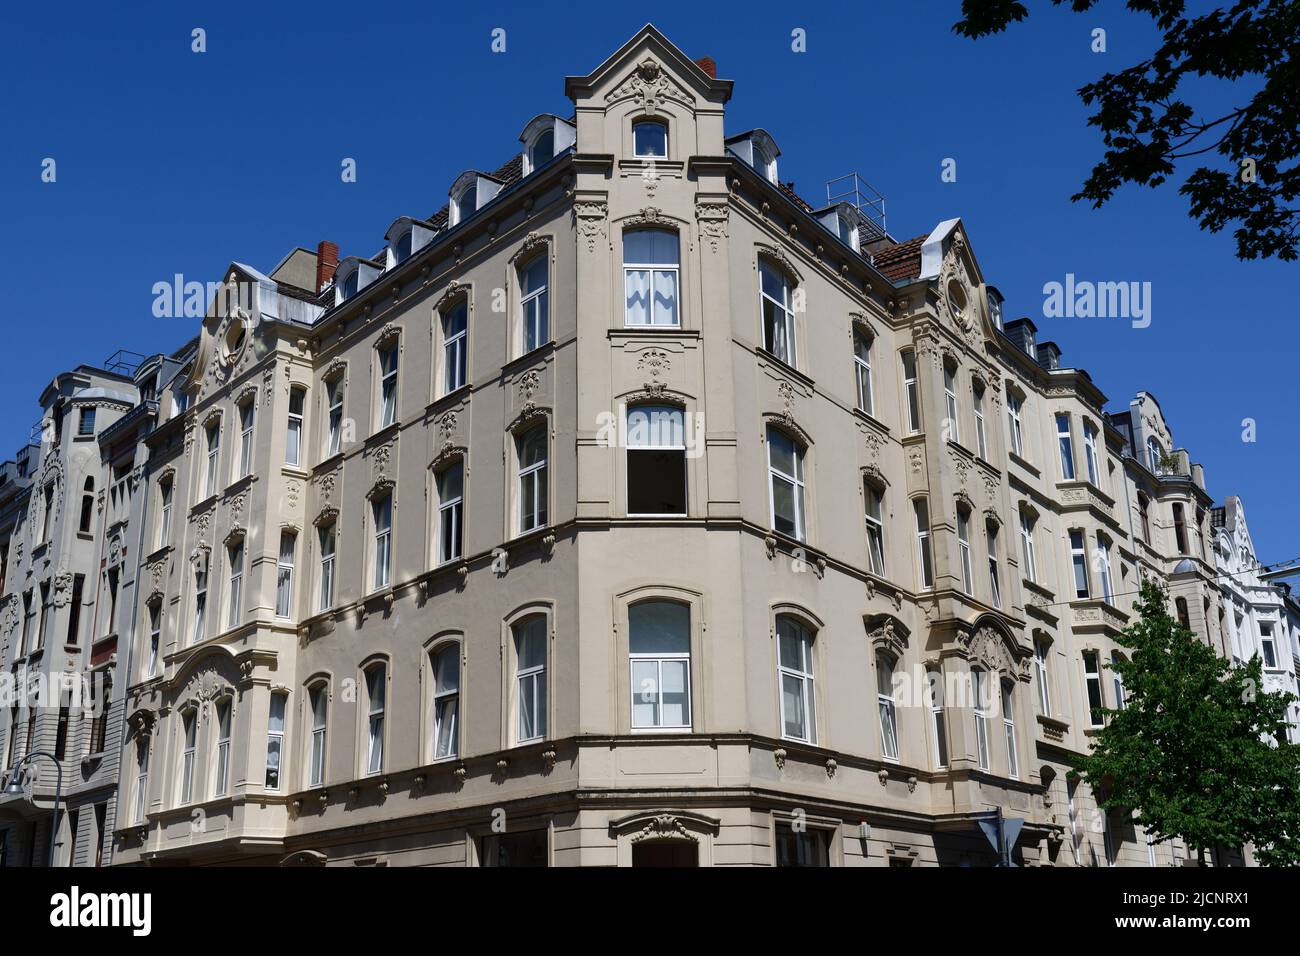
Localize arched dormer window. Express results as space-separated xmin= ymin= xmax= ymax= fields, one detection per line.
xmin=518 ymin=114 xmax=575 ymax=176
xmin=394 ymin=230 xmax=413 ymax=265
xmin=455 ymin=185 xmax=477 ymax=222
xmin=529 ymin=129 xmax=554 ymax=172
xmin=725 ymin=129 xmax=780 ymax=183
xmin=623 ymin=229 xmax=680 ymax=327
xmin=632 ymin=120 xmax=668 ymax=159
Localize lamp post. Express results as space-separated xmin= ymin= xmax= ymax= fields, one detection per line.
xmin=4 ymin=751 xmax=63 ymax=867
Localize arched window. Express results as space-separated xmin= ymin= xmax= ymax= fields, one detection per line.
xmin=341 ymin=270 xmax=360 ymax=300
xmin=629 ymin=600 xmax=691 ymax=729
xmin=759 ymin=259 xmax=796 ymax=366
xmin=1146 ymin=436 xmax=1163 ymax=473
xmin=626 ymin=405 xmax=686 ymax=516
xmin=1001 ymin=679 xmax=1019 ymax=779
xmin=623 ymin=229 xmax=679 ymax=327
xmin=767 ymin=427 xmax=806 ymax=541
xmin=158 ymin=475 xmax=173 ymax=547
xmin=528 ymin=128 xmax=554 ymax=173
xmin=1172 ymin=503 xmax=1189 ymax=553
xmin=307 ymin=682 xmax=328 ymax=787
xmin=971 ymin=668 xmax=990 ymax=770
xmin=431 ymin=643 xmax=460 ymax=760
xmin=513 ymin=615 xmax=548 ymax=743
xmin=363 ymin=663 xmax=386 ymax=775
xmin=632 ymin=120 xmax=667 ymax=158
xmin=377 ymin=339 xmax=400 ymax=428
xmin=265 ymin=691 xmax=286 ymax=790
xmin=944 ymin=361 xmax=961 ymax=443
xmin=519 ymin=255 xmax=549 ymax=353
xmin=1110 ymin=651 xmax=1127 ymax=710
xmin=441 ymin=302 xmax=468 ymax=395
xmin=133 ymin=736 xmax=149 ymax=824
xmin=776 ymin=615 xmax=816 ymax=743
xmin=435 ymin=461 xmax=464 ymax=564
xmin=394 ymin=229 xmax=413 ymax=264
xmin=1033 ymin=636 xmax=1052 ymax=716
xmin=79 ymin=477 xmax=95 ymax=534
xmin=516 ymin=425 xmax=548 ymax=534
xmin=876 ymin=653 xmax=899 ymax=760
xmin=1175 ymin=597 xmax=1191 ymax=630
xmin=455 ymin=185 xmax=478 ymax=224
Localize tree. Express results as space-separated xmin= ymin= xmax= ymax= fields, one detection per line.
xmin=953 ymin=1 xmax=1300 ymax=261
xmin=1077 ymin=579 xmax=1300 ymax=866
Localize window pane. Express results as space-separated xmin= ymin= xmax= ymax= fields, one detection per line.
xmin=781 ymin=674 xmax=806 ymax=740
xmin=771 ymin=476 xmax=797 ymax=537
xmin=629 ymin=601 xmax=690 ymax=654
xmin=660 ymin=659 xmax=689 ymax=726
xmin=624 ymin=269 xmax=650 ymax=325
xmin=652 ymin=270 xmax=678 ymax=325
xmin=633 ymin=122 xmax=667 ymax=157
xmin=631 ymin=659 xmax=660 ymax=727
xmin=516 ymin=617 xmax=546 ymax=669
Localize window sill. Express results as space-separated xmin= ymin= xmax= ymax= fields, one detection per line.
xmin=76 ymin=531 xmax=94 ymax=542
xmin=314 ymin=451 xmax=345 ymax=474
xmin=612 ymin=324 xmax=692 ymax=337
xmin=1007 ymin=451 xmax=1038 ymax=476
xmin=224 ymin=472 xmax=256 ymax=496
xmin=755 ymin=348 xmax=813 ymax=387
xmin=426 ymin=385 xmax=470 ymax=416
xmin=367 ymin=421 xmax=402 ymax=446
xmin=145 ymin=544 xmax=173 ymax=564
xmin=190 ymin=493 xmax=219 ymax=514
xmin=501 ymin=341 xmax=556 ymax=377
xmin=281 ymin=463 xmax=311 ymax=480
xmin=852 ymin=408 xmax=891 ymax=434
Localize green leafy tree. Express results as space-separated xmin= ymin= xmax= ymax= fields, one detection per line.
xmin=1077 ymin=579 xmax=1300 ymax=866
xmin=954 ymin=1 xmax=1300 ymax=261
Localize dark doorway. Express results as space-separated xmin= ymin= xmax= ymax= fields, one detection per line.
xmin=632 ymin=840 xmax=698 ymax=867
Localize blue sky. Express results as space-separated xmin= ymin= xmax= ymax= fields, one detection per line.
xmin=0 ymin=0 xmax=1294 ymax=561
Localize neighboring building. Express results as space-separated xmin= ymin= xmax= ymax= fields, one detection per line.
xmin=0 ymin=25 xmax=1285 ymax=867
xmin=1214 ymin=497 xmax=1300 ymax=742
xmin=0 ymin=361 xmax=140 ymax=866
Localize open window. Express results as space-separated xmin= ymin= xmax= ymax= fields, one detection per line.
xmin=626 ymin=404 xmax=686 ymax=516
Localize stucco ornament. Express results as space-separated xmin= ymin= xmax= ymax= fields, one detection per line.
xmin=695 ymin=199 xmax=729 ymax=252
xmin=630 ymin=814 xmax=699 ymax=844
xmin=605 ymin=58 xmax=696 ymax=115
xmin=574 ymin=199 xmax=608 ymax=253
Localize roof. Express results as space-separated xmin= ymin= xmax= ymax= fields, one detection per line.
xmin=427 ymin=154 xmax=524 ymax=226
xmin=870 ymin=235 xmax=926 ymax=282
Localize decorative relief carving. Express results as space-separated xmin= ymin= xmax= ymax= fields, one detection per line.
xmin=695 ymin=199 xmax=729 ymax=252
xmin=574 ymin=199 xmax=609 ymax=253
xmin=605 ymin=58 xmax=696 ymax=115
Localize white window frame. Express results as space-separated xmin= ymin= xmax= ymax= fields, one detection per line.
xmin=158 ymin=478 xmax=173 ymax=548
xmin=519 ymin=255 xmax=549 ymax=353
xmin=1006 ymin=391 xmax=1023 ymax=457
xmin=1096 ymin=535 xmax=1114 ymax=604
xmin=972 ymin=669 xmax=990 ymax=771
xmin=516 ymin=426 xmax=548 ymax=535
xmin=759 ymin=260 xmax=797 ymax=367
xmin=286 ymin=387 xmax=305 ymax=466
xmin=632 ymin=119 xmax=668 ymax=158
xmin=1034 ymin=637 xmax=1052 ymax=716
xmin=943 ymin=363 xmax=960 ymax=443
xmin=623 ymin=230 xmax=680 ymax=328
xmin=146 ymin=603 xmax=160 ymax=679
xmin=1001 ymin=680 xmax=1019 ymax=779
xmin=973 ymin=382 xmax=987 ymax=459
xmin=308 ymin=683 xmax=327 ymax=788
xmin=1019 ymin=511 xmax=1037 ymax=583
xmin=431 ymin=643 xmax=460 ymax=760
xmin=364 ymin=665 xmax=386 ymax=776
xmin=915 ymin=498 xmax=934 ymax=590
xmin=204 ymin=422 xmax=221 ymax=498
xmin=436 ymin=462 xmax=464 ymax=564
xmin=179 ymin=710 xmax=197 ymax=804
xmin=226 ymin=541 xmax=244 ymax=630
xmin=1070 ymin=529 xmax=1090 ymax=599
xmin=1083 ymin=423 xmax=1099 ymax=485
xmin=957 ymin=507 xmax=973 ymax=595
xmin=1056 ymin=414 xmax=1074 ymax=480
xmin=238 ymin=400 xmax=255 ymax=479
xmin=876 ymin=653 xmax=899 ymax=761
xmin=927 ymin=667 xmax=948 ymax=768
xmin=1084 ymin=650 xmax=1105 ymax=727
xmin=275 ymin=531 xmax=296 ymax=619
xmin=864 ymin=482 xmax=885 ymax=576
xmin=372 ymin=495 xmax=393 ymax=591
xmin=987 ymin=525 xmax=1002 ymax=609
xmin=629 ymin=601 xmax=693 ymax=731
xmin=1260 ymin=621 xmax=1278 ymax=669
xmin=192 ymin=566 xmax=208 ymax=645
xmin=442 ymin=304 xmax=468 ymax=394
xmin=514 ymin=616 xmax=548 ymax=744
xmin=776 ymin=617 xmax=816 ymax=744
xmin=902 ymin=351 xmax=921 ymax=434
xmin=265 ymin=692 xmax=286 ymax=790
xmin=854 ymin=332 xmax=874 ymax=415
xmin=1111 ymin=651 xmax=1127 ymax=710
xmin=318 ymin=522 xmax=336 ymax=611
xmin=326 ymin=378 xmax=344 ymax=457
xmin=378 ymin=343 xmax=399 ymax=429
xmin=133 ymin=738 xmax=149 ymax=824
xmin=766 ymin=428 xmax=806 ymax=542
xmin=213 ymin=698 xmax=232 ymax=796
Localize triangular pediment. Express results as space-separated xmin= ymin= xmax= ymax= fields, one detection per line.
xmin=564 ymin=23 xmax=731 ymax=110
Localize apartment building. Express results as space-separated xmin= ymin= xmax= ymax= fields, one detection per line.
xmin=0 ymin=25 xmax=1278 ymax=867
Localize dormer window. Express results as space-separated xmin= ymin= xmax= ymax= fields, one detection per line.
xmin=383 ymin=217 xmax=436 ymax=269
xmin=394 ymin=231 xmax=412 ymax=265
xmin=342 ymin=271 xmax=359 ymax=300
xmin=987 ymin=287 xmax=1005 ymax=330
xmin=816 ymin=203 xmax=861 ymax=253
xmin=633 ymin=121 xmax=668 ymax=159
xmin=456 ymin=186 xmax=477 ymax=223
xmin=529 ymin=130 xmax=554 ymax=172
xmin=726 ymin=130 xmax=781 ymax=184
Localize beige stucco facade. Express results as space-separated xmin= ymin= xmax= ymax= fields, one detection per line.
xmin=0 ymin=25 xmax=1261 ymax=868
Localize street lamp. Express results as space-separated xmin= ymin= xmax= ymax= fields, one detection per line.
xmin=4 ymin=751 xmax=63 ymax=867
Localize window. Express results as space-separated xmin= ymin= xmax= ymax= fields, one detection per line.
xmin=943 ymin=362 xmax=960 ymax=443
xmin=308 ymin=683 xmax=328 ymax=787
xmin=275 ymin=531 xmax=296 ymax=618
xmin=777 ymin=616 xmax=816 ymax=743
xmin=528 ymin=128 xmax=554 ymax=172
xmin=39 ymin=483 xmax=53 ymax=545
xmin=455 ymin=186 xmax=478 ymax=224
xmin=627 ymin=405 xmax=686 ymax=516
xmin=100 ymin=569 xmax=117 ymax=640
xmin=902 ymin=351 xmax=921 ymax=433
xmin=914 ymin=499 xmax=934 ymax=590
xmin=516 ymin=426 xmax=548 ymax=534
xmin=265 ymin=692 xmax=286 ymax=789
xmin=37 ymin=582 xmax=50 ymax=649
xmin=957 ymin=506 xmax=973 ymax=595
xmin=431 ymin=644 xmax=460 ymax=759
xmin=1006 ymin=390 xmax=1023 ymax=456
xmin=1138 ymin=494 xmax=1151 ymax=544
xmin=767 ymin=428 xmax=805 ymax=541
xmin=318 ymin=522 xmax=336 ymax=611
xmin=179 ymin=711 xmax=197 ymax=803
xmin=213 ymin=699 xmax=232 ymax=796
xmin=1083 ymin=423 xmax=1099 ymax=485
xmin=1261 ymin=622 xmax=1278 ymax=669
xmin=1173 ymin=503 xmax=1188 ymax=553
xmin=853 ymin=332 xmax=874 ymax=415
xmin=65 ymin=572 xmax=83 ymax=647
xmin=78 ymin=407 xmax=96 ymax=436
xmin=286 ymin=387 xmax=305 ymax=466
xmin=192 ymin=564 xmax=208 ymax=644
xmin=864 ymin=482 xmax=885 ymax=576
xmin=133 ymin=738 xmax=148 ymax=824
xmin=775 ymin=823 xmax=829 ymax=867
xmin=1096 ymin=535 xmax=1114 ymax=603
xmin=364 ymin=665 xmax=386 ymax=775
xmin=146 ymin=603 xmax=160 ymax=679
xmin=238 ymin=400 xmax=255 ymax=478
xmin=158 ymin=477 xmax=173 ymax=547
xmin=519 ymin=256 xmax=549 ymax=353
xmin=226 ymin=541 xmax=244 ymax=629
xmin=623 ymin=229 xmax=679 ymax=327
xmin=19 ymin=591 xmax=32 ymax=656
xmin=1070 ymin=530 xmax=1090 ymax=599
xmin=1001 ymin=680 xmax=1019 ymax=779
xmin=1146 ymin=437 xmax=1162 ymax=473
xmin=326 ymin=378 xmax=344 ymax=456
xmin=55 ymin=704 xmax=68 ymax=762
xmin=1111 ymin=651 xmax=1127 ymax=710
xmin=927 ymin=667 xmax=948 ymax=767
xmin=759 ymin=260 xmax=796 ymax=365
xmin=1175 ymin=597 xmax=1191 ymax=630
xmin=973 ymin=382 xmax=987 ymax=459
xmin=436 ymin=463 xmax=464 ymax=564
xmin=372 ymin=494 xmax=393 ymax=591
xmin=629 ymin=600 xmax=691 ymax=730
xmin=987 ymin=524 xmax=1002 ymax=609
xmin=632 ymin=120 xmax=667 ymax=158
xmin=393 ymin=230 xmax=413 ymax=264
xmin=79 ymin=478 xmax=94 ymax=534
xmin=378 ymin=343 xmax=399 ymax=428
xmin=1033 ymin=637 xmax=1051 ymax=716
xmin=204 ymin=421 xmax=220 ymax=497
xmin=442 ymin=303 xmax=468 ymax=394
xmin=1019 ymin=510 xmax=1037 ymax=583
xmin=1056 ymin=414 xmax=1074 ymax=479
xmin=1083 ymin=650 xmax=1104 ymax=727
xmin=972 ymin=668 xmax=990 ymax=770
xmin=877 ymin=654 xmax=899 ymax=760
xmin=514 ymin=616 xmax=547 ymax=743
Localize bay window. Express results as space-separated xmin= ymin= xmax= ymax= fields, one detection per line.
xmin=629 ymin=600 xmax=691 ymax=730
xmin=623 ymin=229 xmax=679 ymax=327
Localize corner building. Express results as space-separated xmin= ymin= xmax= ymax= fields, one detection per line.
xmin=107 ymin=25 xmax=1244 ymax=866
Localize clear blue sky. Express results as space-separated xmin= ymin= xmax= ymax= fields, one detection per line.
xmin=1 ymin=1 xmax=1294 ymax=561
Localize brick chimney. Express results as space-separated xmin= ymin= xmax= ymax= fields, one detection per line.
xmin=694 ymin=56 xmax=717 ymax=79
xmin=316 ymin=240 xmax=339 ymax=292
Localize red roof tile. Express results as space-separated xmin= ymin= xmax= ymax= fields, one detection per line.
xmin=871 ymin=234 xmax=926 ymax=282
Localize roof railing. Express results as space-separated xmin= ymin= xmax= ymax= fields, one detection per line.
xmin=825 ymin=172 xmax=886 ymax=241
xmin=103 ymin=349 xmax=147 ymax=378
